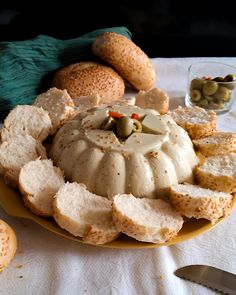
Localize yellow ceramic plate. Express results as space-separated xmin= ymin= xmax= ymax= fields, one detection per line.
xmin=0 ymin=176 xmax=235 ymax=249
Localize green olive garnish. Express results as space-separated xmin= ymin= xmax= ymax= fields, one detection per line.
xmin=101 ymin=117 xmax=116 ymax=130
xmin=116 ymin=116 xmax=133 ymax=138
xmin=224 ymin=74 xmax=236 ymax=82
xmin=132 ymin=119 xmax=142 ymax=133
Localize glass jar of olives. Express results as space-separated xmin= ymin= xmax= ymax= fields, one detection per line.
xmin=185 ymin=62 xmax=236 ymax=114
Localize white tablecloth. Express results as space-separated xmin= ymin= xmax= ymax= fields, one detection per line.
xmin=1 ymin=57 xmax=236 ymax=295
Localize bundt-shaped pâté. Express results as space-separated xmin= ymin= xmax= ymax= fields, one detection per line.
xmin=50 ymin=105 xmax=199 ymax=198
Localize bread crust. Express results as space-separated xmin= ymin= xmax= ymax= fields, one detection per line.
xmin=34 ymin=87 xmax=76 ymax=134
xmin=170 ymin=106 xmax=216 ymax=139
xmin=52 ymin=62 xmax=125 ymax=104
xmin=195 ymin=153 xmax=236 ymax=193
xmin=112 ymin=194 xmax=183 ymax=243
xmin=193 ymin=132 xmax=236 ymax=157
xmin=1 ymin=105 xmax=52 ymax=142
xmin=170 ymin=184 xmax=233 ymax=224
xmin=0 ymin=219 xmax=17 ymax=272
xmin=92 ymin=32 xmax=156 ymax=91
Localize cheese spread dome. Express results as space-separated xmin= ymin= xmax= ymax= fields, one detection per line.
xmin=50 ymin=105 xmax=199 ymax=198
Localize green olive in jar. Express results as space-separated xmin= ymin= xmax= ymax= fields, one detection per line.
xmin=202 ymin=81 xmax=218 ymax=96
xmin=213 ymin=86 xmax=230 ymax=102
xmin=190 ymin=89 xmax=201 ymax=102
xmin=223 ymin=74 xmax=236 ymax=90
xmin=190 ymin=78 xmax=206 ymax=90
xmin=197 ymin=99 xmax=209 ymax=108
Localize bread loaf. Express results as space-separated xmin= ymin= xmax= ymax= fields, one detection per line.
xmin=170 ymin=106 xmax=216 ymax=139
xmin=1 ymin=105 xmax=52 ymax=142
xmin=19 ymin=159 xmax=65 ymax=216
xmin=53 ymin=183 xmax=120 ymax=245
xmin=0 ymin=219 xmax=17 ymax=272
xmin=34 ymin=87 xmax=75 ymax=134
xmin=195 ymin=153 xmax=236 ymax=193
xmin=112 ymin=194 xmax=183 ymax=243
xmin=170 ymin=183 xmax=233 ymax=224
xmin=52 ymin=62 xmax=125 ymax=104
xmin=92 ymin=32 xmax=156 ymax=91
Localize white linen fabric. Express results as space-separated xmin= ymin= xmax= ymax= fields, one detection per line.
xmin=1 ymin=57 xmax=236 ymax=295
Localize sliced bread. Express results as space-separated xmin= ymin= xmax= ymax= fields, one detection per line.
xmin=0 ymin=219 xmax=17 ymax=272
xmin=170 ymin=106 xmax=216 ymax=139
xmin=135 ymin=88 xmax=169 ymax=115
xmin=170 ymin=184 xmax=233 ymax=224
xmin=112 ymin=194 xmax=183 ymax=243
xmin=195 ymin=153 xmax=236 ymax=193
xmin=53 ymin=183 xmax=119 ymax=245
xmin=1 ymin=105 xmax=52 ymax=142
xmin=19 ymin=159 xmax=65 ymax=217
xmin=193 ymin=132 xmax=236 ymax=156
xmin=0 ymin=135 xmax=47 ymax=187
xmin=34 ymin=87 xmax=75 ymax=134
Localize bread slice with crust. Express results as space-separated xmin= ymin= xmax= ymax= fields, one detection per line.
xmin=1 ymin=105 xmax=52 ymax=142
xmin=53 ymin=182 xmax=119 ymax=245
xmin=135 ymin=88 xmax=169 ymax=115
xmin=170 ymin=183 xmax=233 ymax=224
xmin=112 ymin=194 xmax=183 ymax=243
xmin=193 ymin=132 xmax=236 ymax=156
xmin=170 ymin=106 xmax=216 ymax=139
xmin=0 ymin=135 xmax=47 ymax=187
xmin=34 ymin=87 xmax=75 ymax=134
xmin=195 ymin=153 xmax=236 ymax=193
xmin=19 ymin=159 xmax=65 ymax=217
xmin=0 ymin=219 xmax=17 ymax=272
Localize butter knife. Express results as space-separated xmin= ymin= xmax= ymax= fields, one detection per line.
xmin=174 ymin=265 xmax=236 ymax=295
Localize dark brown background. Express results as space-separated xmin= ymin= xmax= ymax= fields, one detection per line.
xmin=1 ymin=0 xmax=236 ymax=57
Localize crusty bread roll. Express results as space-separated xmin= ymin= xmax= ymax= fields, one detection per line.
xmin=135 ymin=88 xmax=169 ymax=114
xmin=34 ymin=87 xmax=75 ymax=134
xmin=92 ymin=32 xmax=156 ymax=91
xmin=170 ymin=106 xmax=216 ymax=139
xmin=52 ymin=62 xmax=125 ymax=104
xmin=195 ymin=153 xmax=236 ymax=193
xmin=193 ymin=132 xmax=236 ymax=157
xmin=0 ymin=219 xmax=17 ymax=272
xmin=19 ymin=159 xmax=65 ymax=217
xmin=1 ymin=105 xmax=52 ymax=142
xmin=53 ymin=183 xmax=120 ymax=245
xmin=170 ymin=184 xmax=233 ymax=224
xmin=0 ymin=135 xmax=47 ymax=187
xmin=112 ymin=194 xmax=183 ymax=243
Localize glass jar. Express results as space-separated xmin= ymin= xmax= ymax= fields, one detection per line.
xmin=185 ymin=61 xmax=236 ymax=114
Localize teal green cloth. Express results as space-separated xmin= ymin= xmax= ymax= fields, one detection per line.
xmin=0 ymin=27 xmax=131 ymax=117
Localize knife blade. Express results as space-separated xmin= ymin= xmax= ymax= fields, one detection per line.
xmin=174 ymin=265 xmax=236 ymax=295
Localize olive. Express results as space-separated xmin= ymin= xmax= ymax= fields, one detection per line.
xmin=101 ymin=117 xmax=116 ymax=130
xmin=197 ymin=99 xmax=208 ymax=108
xmin=190 ymin=78 xmax=206 ymax=90
xmin=116 ymin=116 xmax=133 ymax=138
xmin=132 ymin=119 xmax=142 ymax=133
xmin=202 ymin=81 xmax=218 ymax=96
xmin=213 ymin=76 xmax=225 ymax=82
xmin=190 ymin=89 xmax=201 ymax=102
xmin=208 ymin=101 xmax=225 ymax=110
xmin=214 ymin=86 xmax=230 ymax=102
xmin=224 ymin=74 xmax=236 ymax=82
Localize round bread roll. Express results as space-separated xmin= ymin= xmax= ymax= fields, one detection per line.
xmin=92 ymin=32 xmax=156 ymax=91
xmin=52 ymin=62 xmax=125 ymax=104
xmin=0 ymin=219 xmax=17 ymax=272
